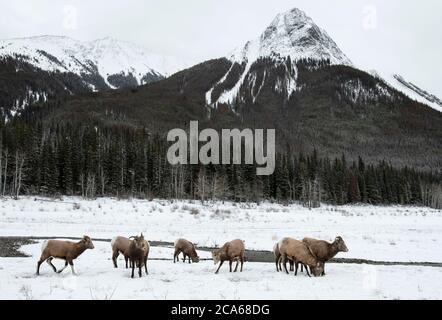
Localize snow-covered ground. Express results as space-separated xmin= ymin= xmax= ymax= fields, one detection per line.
xmin=1 ymin=197 xmax=441 ymax=262
xmin=0 ymin=197 xmax=441 ymax=300
xmin=1 ymin=240 xmax=441 ymax=300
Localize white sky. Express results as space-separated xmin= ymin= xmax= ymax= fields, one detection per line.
xmin=0 ymin=0 xmax=441 ymax=97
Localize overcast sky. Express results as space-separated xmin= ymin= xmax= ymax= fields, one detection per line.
xmin=1 ymin=0 xmax=441 ymax=97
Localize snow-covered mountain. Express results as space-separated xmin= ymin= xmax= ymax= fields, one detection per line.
xmin=230 ymin=8 xmax=352 ymax=66
xmin=0 ymin=36 xmax=191 ymax=90
xmin=365 ymin=70 xmax=442 ymax=113
xmin=207 ymin=7 xmax=441 ymax=114
xmin=206 ymin=8 xmax=352 ymax=107
xmin=385 ymin=74 xmax=442 ymax=113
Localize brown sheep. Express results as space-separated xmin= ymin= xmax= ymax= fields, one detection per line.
xmin=273 ymin=242 xmax=294 ymax=272
xmin=174 ymin=239 xmax=200 ymax=263
xmin=276 ymin=238 xmax=310 ymax=275
xmin=128 ymin=233 xmax=149 ymax=278
xmin=36 ymin=236 xmax=94 ymax=275
xmin=302 ymin=236 xmax=348 ymax=275
xmin=212 ymin=239 xmax=245 ymax=274
xmin=278 ymin=237 xmax=324 ymax=277
xmin=111 ymin=236 xmax=132 ymax=268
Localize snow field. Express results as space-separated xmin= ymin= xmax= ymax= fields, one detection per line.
xmin=0 ymin=197 xmax=441 ymax=299
xmin=0 ymin=197 xmax=441 ymax=262
xmin=1 ymin=240 xmax=441 ymax=300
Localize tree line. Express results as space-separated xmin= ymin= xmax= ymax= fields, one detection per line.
xmin=1 ymin=118 xmax=441 ymax=209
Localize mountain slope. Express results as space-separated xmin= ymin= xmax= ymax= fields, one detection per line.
xmin=207 ymin=8 xmax=352 ymax=108
xmin=389 ymin=74 xmax=442 ymax=112
xmin=0 ymin=56 xmax=95 ymax=120
xmin=0 ymin=36 xmax=193 ymax=118
xmin=22 ymin=57 xmax=442 ymax=170
xmin=0 ymin=36 xmax=191 ymax=89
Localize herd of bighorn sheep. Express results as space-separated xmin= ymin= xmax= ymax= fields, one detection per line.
xmin=35 ymin=235 xmax=348 ymax=278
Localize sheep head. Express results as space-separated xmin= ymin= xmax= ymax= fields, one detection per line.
xmin=334 ymin=236 xmax=348 ymax=252
xmin=212 ymin=249 xmax=221 ymax=265
xmin=81 ymin=235 xmax=94 ymax=249
xmin=130 ymin=234 xmax=145 ymax=250
xmin=311 ymin=261 xmax=324 ymax=277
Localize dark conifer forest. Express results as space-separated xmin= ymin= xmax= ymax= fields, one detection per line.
xmin=1 ymin=115 xmax=441 ymax=209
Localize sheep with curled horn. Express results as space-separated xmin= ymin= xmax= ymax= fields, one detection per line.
xmin=127 ymin=233 xmax=149 ymax=278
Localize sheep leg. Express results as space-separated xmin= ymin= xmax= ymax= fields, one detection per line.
xmin=322 ymin=264 xmax=326 ymax=276
xmin=182 ymin=253 xmax=187 ymax=263
xmin=305 ymin=266 xmax=311 ymax=278
xmin=144 ymin=257 xmax=148 ymax=275
xmin=240 ymin=256 xmax=244 ymax=272
xmin=301 ymin=264 xmax=304 ymax=273
xmin=131 ymin=260 xmax=135 ymax=278
xmin=112 ymin=251 xmax=119 ymax=268
xmin=290 ymin=261 xmax=294 ymax=272
xmin=188 ymin=256 xmax=191 ymax=264
xmin=125 ymin=256 xmax=129 ymax=269
xmin=173 ymin=249 xmax=179 ymax=263
xmin=36 ymin=260 xmax=44 ymax=275
xmin=282 ymin=255 xmax=289 ymax=274
xmin=284 ymin=259 xmax=289 ymax=274
xmin=57 ymin=261 xmax=69 ymax=274
xmin=229 ymin=260 xmax=233 ymax=272
xmin=215 ymin=261 xmax=224 ymax=274
xmin=138 ymin=258 xmax=142 ymax=278
xmin=36 ymin=251 xmax=51 ymax=275
xmin=277 ymin=256 xmax=283 ymax=272
xmin=275 ymin=255 xmax=280 ymax=272
xmin=295 ymin=262 xmax=299 ymax=276
xmin=47 ymin=257 xmax=58 ymax=273
xmin=69 ymin=261 xmax=76 ymax=275
xmin=305 ymin=265 xmax=310 ymax=275
xmin=234 ymin=260 xmax=239 ymax=272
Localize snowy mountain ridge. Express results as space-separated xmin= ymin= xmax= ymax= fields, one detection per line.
xmin=0 ymin=35 xmax=191 ymax=89
xmin=390 ymin=74 xmax=442 ymax=112
xmin=206 ymin=7 xmax=442 ymax=114
xmin=229 ymin=8 xmax=352 ymax=66
xmin=207 ymin=8 xmax=352 ymax=107
xmin=365 ymin=70 xmax=442 ymax=113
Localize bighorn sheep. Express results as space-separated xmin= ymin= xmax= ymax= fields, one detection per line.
xmin=111 ymin=236 xmax=132 ymax=268
xmin=302 ymin=236 xmax=348 ymax=275
xmin=174 ymin=238 xmax=200 ymax=263
xmin=212 ymin=239 xmax=245 ymax=274
xmin=128 ymin=233 xmax=149 ymax=278
xmin=36 ymin=236 xmax=94 ymax=275
xmin=273 ymin=242 xmax=294 ymax=272
xmin=278 ymin=237 xmax=324 ymax=277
